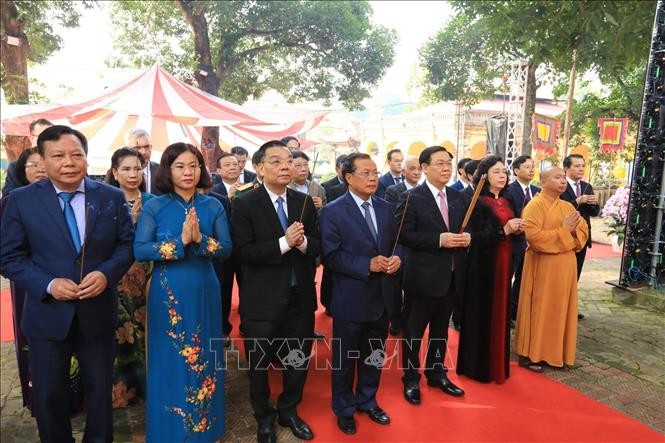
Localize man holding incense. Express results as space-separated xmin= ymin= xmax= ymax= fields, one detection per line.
xmin=396 ymin=146 xmax=470 ymax=405
xmin=0 ymin=125 xmax=134 ymax=442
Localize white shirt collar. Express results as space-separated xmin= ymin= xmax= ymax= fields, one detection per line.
xmin=349 ymin=190 xmax=371 ymax=209
xmin=566 ymin=177 xmax=579 ymax=188
xmin=52 ymin=180 xmax=86 ymax=195
xmin=264 ymin=185 xmax=287 ymax=204
xmin=425 ymin=179 xmax=445 ymax=200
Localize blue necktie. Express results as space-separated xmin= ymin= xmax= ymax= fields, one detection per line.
xmin=361 ymin=201 xmax=378 ymax=243
xmin=276 ymin=196 xmax=289 ymax=231
xmin=394 ymin=176 xmax=402 ymax=185
xmin=276 ymin=197 xmax=297 ymax=286
xmin=59 ymin=192 xmax=81 ymax=253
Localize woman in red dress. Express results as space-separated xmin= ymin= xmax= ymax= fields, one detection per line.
xmin=456 ymin=155 xmax=525 ymax=383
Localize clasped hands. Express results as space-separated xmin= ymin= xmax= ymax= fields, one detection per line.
xmin=576 ymin=194 xmax=598 ymax=205
xmin=503 ymin=218 xmax=525 ymax=235
xmin=370 ymin=255 xmax=401 ymax=275
xmin=285 ymin=221 xmax=306 ymax=248
xmin=439 ymin=232 xmax=471 ymax=248
xmin=563 ymin=211 xmax=582 ymax=233
xmin=181 ymin=208 xmax=203 ymax=245
xmin=51 ymin=271 xmax=108 ymax=301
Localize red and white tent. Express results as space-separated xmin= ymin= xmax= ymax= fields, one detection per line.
xmin=1 ymin=65 xmax=325 ymax=173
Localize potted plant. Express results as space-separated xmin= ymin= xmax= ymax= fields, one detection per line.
xmin=601 ymin=186 xmax=630 ymax=252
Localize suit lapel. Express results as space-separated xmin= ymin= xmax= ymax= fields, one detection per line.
xmin=344 ymin=192 xmax=377 ymax=247
xmin=83 ymin=177 xmax=101 ymax=248
xmin=371 ymin=196 xmax=384 ymax=246
xmin=258 ymin=186 xmax=285 ymax=236
xmin=417 ymin=184 xmax=447 ymax=231
xmin=36 ymin=180 xmax=77 ymax=254
xmin=286 ymin=188 xmax=303 ymax=225
xmin=565 ymin=183 xmax=578 ymax=206
xmin=447 ymin=187 xmax=462 ymax=233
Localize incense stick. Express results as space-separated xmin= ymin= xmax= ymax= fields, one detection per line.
xmin=391 ymin=191 xmax=411 ymax=257
xmin=299 ymin=151 xmax=320 ymax=223
xmin=459 ymin=174 xmax=486 ymax=233
xmin=80 ymin=204 xmax=90 ymax=282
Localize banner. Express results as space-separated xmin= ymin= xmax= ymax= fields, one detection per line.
xmin=531 ymin=113 xmax=560 ymax=155
xmin=598 ymin=118 xmax=629 ymax=154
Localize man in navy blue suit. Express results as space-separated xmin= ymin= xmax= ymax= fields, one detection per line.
xmin=505 ymin=155 xmax=540 ymax=322
xmin=320 ymin=153 xmax=401 ymax=435
xmin=376 ymin=148 xmax=404 ymax=198
xmin=1 ymin=125 xmax=134 ymax=443
xmin=451 ymin=157 xmax=471 ymax=190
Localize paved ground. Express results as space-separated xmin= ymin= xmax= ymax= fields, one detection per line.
xmin=2 ymin=219 xmax=664 ymax=442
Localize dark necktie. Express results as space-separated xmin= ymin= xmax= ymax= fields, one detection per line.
xmin=276 ymin=196 xmax=296 ymax=285
xmin=394 ymin=176 xmax=402 ymax=185
xmin=524 ymin=187 xmax=531 ymax=204
xmin=575 ymin=181 xmax=581 ymax=198
xmin=59 ymin=192 xmax=81 ymax=253
xmin=361 ymin=201 xmax=378 ymax=242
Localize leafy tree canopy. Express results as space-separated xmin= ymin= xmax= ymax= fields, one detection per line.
xmin=109 ymin=0 xmax=397 ymax=109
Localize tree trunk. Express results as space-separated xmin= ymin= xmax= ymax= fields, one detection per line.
xmin=562 ymin=49 xmax=577 ymax=158
xmin=177 ymin=0 xmax=224 ymax=171
xmin=521 ymin=62 xmax=537 ymax=156
xmin=1 ymin=1 xmax=32 ymax=163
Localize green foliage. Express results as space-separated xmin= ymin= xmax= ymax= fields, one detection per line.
xmin=109 ymin=1 xmax=397 ymax=109
xmin=12 ymin=0 xmax=92 ymax=64
xmin=419 ymin=1 xmax=656 ymax=105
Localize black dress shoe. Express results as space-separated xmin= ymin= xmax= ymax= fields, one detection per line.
xmin=403 ymin=382 xmax=421 ymax=405
xmin=257 ymin=422 xmax=276 ymax=443
xmin=313 ymin=331 xmax=325 ymax=340
xmin=278 ymin=415 xmax=313 ymax=440
xmin=361 ymin=406 xmax=390 ymax=425
xmin=578 ymin=313 xmax=585 ymax=320
xmin=337 ymin=415 xmax=356 ymax=435
xmin=427 ymin=376 xmax=465 ymax=397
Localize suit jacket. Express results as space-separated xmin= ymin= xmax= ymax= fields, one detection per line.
xmin=322 ymin=176 xmax=343 ymax=199
xmin=230 ymin=185 xmax=320 ymax=321
xmin=560 ymin=180 xmax=599 ymax=248
xmin=1 ymin=161 xmax=19 ymax=194
xmin=377 ymin=172 xmax=403 ymax=199
xmin=328 ymin=182 xmax=348 ymax=203
xmin=242 ymin=169 xmax=257 ymax=184
xmin=0 ymin=177 xmax=135 ymax=340
xmin=461 ymin=185 xmax=475 ymax=204
xmin=211 ymin=181 xmax=229 ymax=198
xmin=396 ymin=183 xmax=467 ymax=297
xmin=505 ymin=181 xmax=541 ymax=255
xmin=147 ymin=161 xmax=161 ymax=195
xmin=320 ymin=192 xmax=398 ymax=322
xmin=450 ymin=179 xmax=465 ymax=191
xmin=384 ymin=182 xmax=407 ymax=212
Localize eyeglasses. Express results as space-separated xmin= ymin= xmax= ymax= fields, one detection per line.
xmin=25 ymin=162 xmax=44 ymax=169
xmin=171 ymin=163 xmax=201 ymax=173
xmin=353 ymin=171 xmax=380 ymax=179
xmin=263 ymin=159 xmax=294 ymax=167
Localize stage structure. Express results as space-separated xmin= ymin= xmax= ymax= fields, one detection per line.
xmin=504 ymin=61 xmax=529 ymax=169
xmin=619 ymin=0 xmax=665 ymax=289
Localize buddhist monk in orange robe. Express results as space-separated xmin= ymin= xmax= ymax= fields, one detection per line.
xmin=515 ymin=167 xmax=588 ymax=369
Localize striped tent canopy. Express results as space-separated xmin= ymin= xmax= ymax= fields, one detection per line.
xmin=1 ymin=65 xmax=325 ymax=173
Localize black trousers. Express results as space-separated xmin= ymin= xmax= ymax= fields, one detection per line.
xmin=243 ymin=292 xmax=314 ymax=425
xmin=29 ymin=316 xmax=115 ymax=443
xmin=214 ymin=258 xmax=242 ymax=335
xmin=510 ymin=250 xmax=525 ymax=321
xmin=402 ymin=278 xmax=457 ymax=384
xmin=332 ymin=313 xmax=389 ymax=417
xmin=575 ymin=245 xmax=588 ymax=281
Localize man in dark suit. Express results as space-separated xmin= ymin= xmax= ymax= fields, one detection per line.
xmin=231 ymin=145 xmax=257 ymax=184
xmin=126 ymin=128 xmax=161 ymax=194
xmin=451 ymin=157 xmax=471 ymax=190
xmin=211 ymin=152 xmax=241 ymax=199
xmin=396 ymin=146 xmax=470 ymax=405
xmin=231 ymin=140 xmax=320 ymax=443
xmin=320 ymin=153 xmax=400 ymax=435
xmin=376 ymin=148 xmax=404 ymax=198
xmin=505 ymin=155 xmax=540 ymax=322
xmin=561 ymin=154 xmax=600 ymax=317
xmin=321 ymin=154 xmax=348 ymax=202
xmin=1 ymin=125 xmax=134 ymax=442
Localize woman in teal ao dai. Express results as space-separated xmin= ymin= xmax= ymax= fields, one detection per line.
xmin=134 ymin=143 xmax=232 ymax=442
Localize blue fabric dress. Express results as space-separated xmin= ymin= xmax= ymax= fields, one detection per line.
xmin=134 ymin=193 xmax=232 ymax=442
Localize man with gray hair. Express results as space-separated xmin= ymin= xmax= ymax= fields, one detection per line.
xmin=126 ymin=128 xmax=161 ymax=194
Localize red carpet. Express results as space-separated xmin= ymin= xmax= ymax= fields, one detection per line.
xmin=587 ymin=241 xmax=622 ymax=259
xmin=0 ymin=288 xmax=12 ymax=343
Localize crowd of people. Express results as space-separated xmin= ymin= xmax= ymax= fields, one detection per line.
xmin=0 ymin=120 xmax=599 ymax=443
